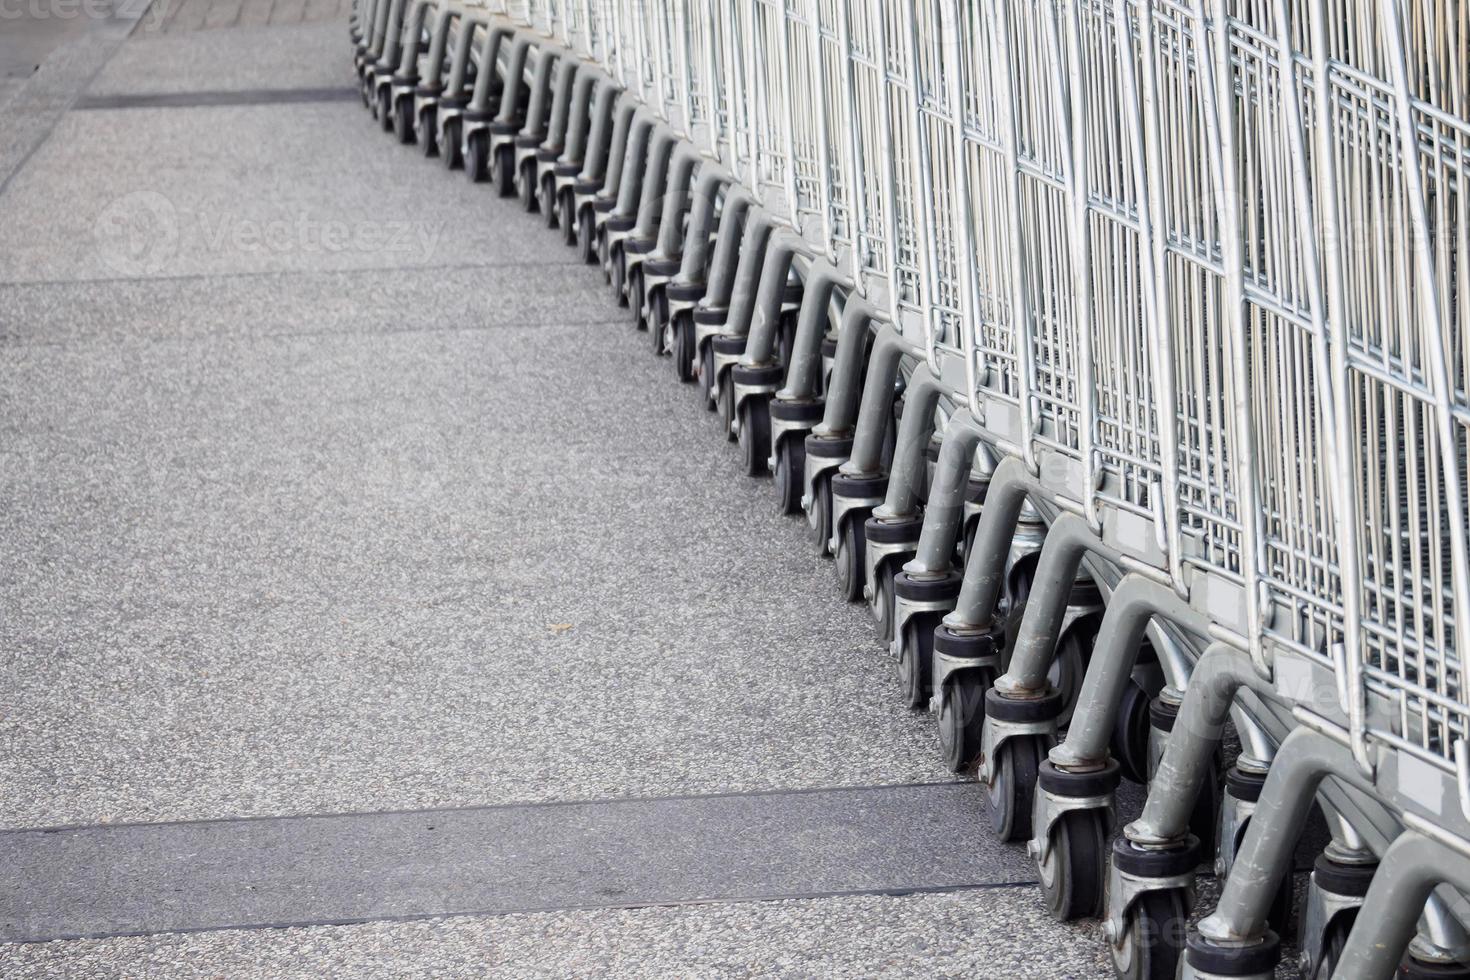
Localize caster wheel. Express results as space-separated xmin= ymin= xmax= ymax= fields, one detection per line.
xmin=540 ymin=179 xmax=558 ymax=228
xmin=937 ymin=667 xmax=993 ymax=772
xmin=359 ymin=77 xmax=371 ymax=109
xmin=559 ymin=193 xmax=577 ymax=247
xmin=491 ymin=144 xmax=515 ymax=196
xmin=1050 ymin=619 xmax=1094 ymax=728
xmin=738 ymin=398 xmax=771 ymax=476
xmin=650 ymin=290 xmax=670 ymax=353
xmin=673 ymin=313 xmax=696 ymax=381
xmin=611 ymin=254 xmax=628 ymax=305
xmin=811 ymin=474 xmax=834 ymax=556
xmin=465 ymin=130 xmax=489 ymax=182
xmin=1306 ymin=913 xmax=1353 ymax=980
xmin=576 ymin=209 xmax=597 ymax=265
xmin=896 ymin=611 xmax=939 ymax=710
xmin=1112 ymin=681 xmax=1153 ymax=785
xmin=775 ymin=435 xmax=805 ymax=515
xmin=419 ymin=107 xmax=439 ymax=157
xmin=1037 ymin=806 xmax=1107 ymax=921
xmin=717 ymin=373 xmax=736 ymax=440
xmin=699 ymin=344 xmax=717 ymax=411
xmin=873 ymin=561 xmax=897 ymax=646
xmin=627 ymin=269 xmax=646 ymax=329
xmin=393 ymin=97 xmax=415 ymax=144
xmin=441 ymin=117 xmax=463 ymax=170
xmin=376 ymin=87 xmax=393 ymax=132
xmin=1109 ymin=888 xmax=1188 ymax=979
xmin=834 ymin=514 xmax=866 ymax=602
xmin=518 ymin=165 xmax=537 ymax=212
xmin=987 ymin=733 xmax=1045 ymax=842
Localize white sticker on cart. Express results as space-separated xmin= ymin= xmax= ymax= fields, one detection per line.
xmin=1397 ymin=753 xmax=1445 ymax=816
xmin=1272 ymin=655 xmax=1317 ymax=705
xmin=986 ymin=400 xmax=1018 ymax=441
xmin=1203 ymin=579 xmax=1247 ymax=633
xmin=1109 ymin=511 xmax=1152 ymax=554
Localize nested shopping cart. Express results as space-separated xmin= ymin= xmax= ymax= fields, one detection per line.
xmin=350 ymin=1 xmax=1470 ymax=976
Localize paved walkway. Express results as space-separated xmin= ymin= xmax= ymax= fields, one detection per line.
xmin=0 ymin=11 xmax=1119 ymax=977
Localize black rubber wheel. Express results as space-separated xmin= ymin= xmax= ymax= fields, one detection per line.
xmin=393 ymin=96 xmax=415 ymax=144
xmin=559 ymin=192 xmax=577 ymax=247
xmin=673 ymin=312 xmax=696 ymax=381
xmin=576 ymin=207 xmax=596 ymax=264
xmin=517 ymin=163 xmax=537 ymax=212
xmin=465 ymin=130 xmax=489 ymax=182
xmin=834 ymin=513 xmax=866 ymax=602
xmin=699 ymin=344 xmax=717 ymax=411
xmin=1038 ymin=807 xmax=1108 ymax=921
xmin=738 ymin=398 xmax=771 ymax=477
xmin=540 ymin=177 xmax=557 ymax=227
xmin=1307 ymin=912 xmax=1353 ymax=980
xmin=491 ymin=144 xmax=515 ymax=196
xmin=1112 ymin=680 xmax=1153 ymax=785
xmin=987 ymin=733 xmax=1045 ymax=842
xmin=441 ymin=117 xmax=463 ymax=170
xmin=419 ymin=107 xmax=438 ymax=157
xmin=775 ymin=435 xmax=805 ymax=515
xmin=811 ymin=474 xmax=834 ymax=556
xmin=627 ymin=268 xmax=646 ymax=330
xmin=897 ymin=611 xmax=939 ymax=710
xmin=610 ymin=253 xmax=628 ymax=306
xmin=1109 ymin=888 xmax=1189 ymax=980
xmin=650 ymin=290 xmax=670 ymax=354
xmin=937 ymin=667 xmax=992 ymax=772
xmin=716 ymin=372 xmax=736 ymax=440
xmin=377 ymin=86 xmax=393 ymax=132
xmin=874 ymin=559 xmax=897 ymax=645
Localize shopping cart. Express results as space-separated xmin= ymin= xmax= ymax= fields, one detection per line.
xmin=798 ymin=0 xmax=916 ymax=594
xmin=756 ymin=0 xmax=858 ymax=512
xmin=614 ymin=2 xmax=702 ymax=335
xmin=347 ymin=2 xmax=1470 ymax=976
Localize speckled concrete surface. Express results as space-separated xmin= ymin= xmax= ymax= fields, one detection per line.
xmin=0 ymin=890 xmax=1114 ymax=979
xmin=1 ymin=300 xmax=955 ymax=827
xmin=87 ymin=23 xmax=352 ymax=95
